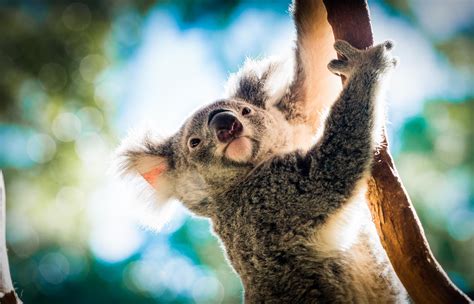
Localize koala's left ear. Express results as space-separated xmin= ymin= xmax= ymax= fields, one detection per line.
xmin=225 ymin=56 xmax=293 ymax=108
xmin=115 ymin=131 xmax=177 ymax=202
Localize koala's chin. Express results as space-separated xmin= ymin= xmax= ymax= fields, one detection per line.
xmin=223 ymin=136 xmax=253 ymax=163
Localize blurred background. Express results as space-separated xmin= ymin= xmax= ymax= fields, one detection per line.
xmin=0 ymin=0 xmax=472 ymax=303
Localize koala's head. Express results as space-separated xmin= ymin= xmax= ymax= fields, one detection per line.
xmin=117 ymin=98 xmax=298 ymax=213
xmin=116 ymin=57 xmax=312 ymax=215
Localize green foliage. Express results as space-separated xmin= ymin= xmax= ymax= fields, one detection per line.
xmin=396 ymin=98 xmax=474 ymax=293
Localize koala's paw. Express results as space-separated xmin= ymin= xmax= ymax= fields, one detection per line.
xmin=328 ymin=40 xmax=397 ymax=78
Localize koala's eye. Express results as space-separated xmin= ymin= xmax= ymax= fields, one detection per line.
xmin=242 ymin=107 xmax=252 ymax=116
xmin=189 ymin=138 xmax=201 ymax=149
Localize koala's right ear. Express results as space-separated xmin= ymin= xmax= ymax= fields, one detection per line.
xmin=115 ymin=131 xmax=177 ymax=202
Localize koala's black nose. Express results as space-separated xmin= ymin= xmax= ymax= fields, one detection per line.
xmin=209 ymin=111 xmax=243 ymax=143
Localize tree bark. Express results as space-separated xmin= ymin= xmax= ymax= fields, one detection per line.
xmin=0 ymin=172 xmax=22 ymax=304
xmin=321 ymin=0 xmax=471 ymax=303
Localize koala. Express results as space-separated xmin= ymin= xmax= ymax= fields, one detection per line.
xmin=116 ymin=2 xmax=408 ymax=303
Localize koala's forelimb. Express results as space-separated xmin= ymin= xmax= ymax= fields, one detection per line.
xmin=309 ymin=40 xmax=396 ymax=204
xmin=310 ymin=40 xmax=396 ymax=212
xmin=257 ymin=40 xmax=396 ymax=220
xmin=282 ymin=0 xmax=341 ymax=128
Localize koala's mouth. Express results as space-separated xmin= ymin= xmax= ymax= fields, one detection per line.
xmin=223 ymin=136 xmax=254 ymax=163
xmin=208 ymin=110 xmax=254 ymax=162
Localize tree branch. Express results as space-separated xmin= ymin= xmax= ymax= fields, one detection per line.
xmin=0 ymin=171 xmax=22 ymax=304
xmin=320 ymin=0 xmax=471 ymax=303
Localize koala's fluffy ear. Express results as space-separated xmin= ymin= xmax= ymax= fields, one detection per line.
xmin=225 ymin=56 xmax=294 ymax=108
xmin=115 ymin=130 xmax=176 ymax=203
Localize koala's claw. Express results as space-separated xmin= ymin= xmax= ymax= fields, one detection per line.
xmin=391 ymin=56 xmax=399 ymax=67
xmin=383 ymin=40 xmax=394 ymax=50
xmin=328 ymin=40 xmax=396 ymax=77
xmin=333 ymin=40 xmax=360 ymax=59
xmin=327 ymin=59 xmax=349 ymax=76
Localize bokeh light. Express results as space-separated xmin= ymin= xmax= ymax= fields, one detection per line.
xmin=27 ymin=133 xmax=57 ymax=163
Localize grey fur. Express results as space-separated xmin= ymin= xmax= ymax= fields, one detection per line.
xmin=116 ymin=5 xmax=407 ymax=304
